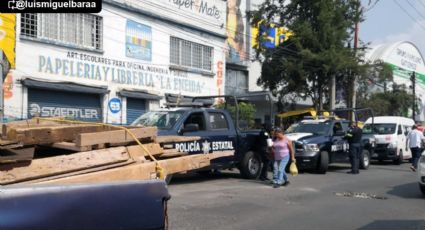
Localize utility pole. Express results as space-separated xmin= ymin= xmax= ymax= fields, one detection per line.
xmin=350 ymin=18 xmax=359 ymax=121
xmin=411 ymin=71 xmax=416 ymax=121
xmin=330 ymin=75 xmax=336 ymax=110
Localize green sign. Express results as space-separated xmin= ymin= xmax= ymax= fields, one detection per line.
xmin=388 ymin=63 xmax=425 ymax=85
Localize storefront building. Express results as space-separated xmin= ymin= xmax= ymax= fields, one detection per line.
xmin=4 ymin=0 xmax=227 ymax=124
xmin=366 ymin=41 xmax=425 ymax=121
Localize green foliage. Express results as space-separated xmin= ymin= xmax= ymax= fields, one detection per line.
xmin=250 ymin=0 xmax=366 ymax=110
xmin=216 ymin=102 xmax=257 ymax=128
xmin=357 ymin=84 xmax=412 ymax=116
xmin=356 ymin=61 xmax=394 ymax=100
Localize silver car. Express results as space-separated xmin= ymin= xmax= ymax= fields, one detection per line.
xmin=418 ymin=152 xmax=425 ymax=195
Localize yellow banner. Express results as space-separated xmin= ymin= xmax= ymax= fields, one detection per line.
xmin=0 ymin=14 xmax=16 ymax=68
xmin=251 ymin=22 xmax=292 ymax=49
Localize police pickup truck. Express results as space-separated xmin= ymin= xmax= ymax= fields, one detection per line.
xmin=132 ymin=93 xmax=273 ymax=179
xmin=286 ymin=118 xmax=373 ymax=174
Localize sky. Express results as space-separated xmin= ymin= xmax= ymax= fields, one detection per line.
xmin=360 ymin=0 xmax=425 ymax=56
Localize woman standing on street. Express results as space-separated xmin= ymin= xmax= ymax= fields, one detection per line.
xmin=272 ymin=128 xmax=295 ymax=188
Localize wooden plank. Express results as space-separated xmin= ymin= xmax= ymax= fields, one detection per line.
xmin=36 ymin=151 xmax=234 ymax=185
xmin=6 ymin=125 xmax=109 ymax=145
xmin=126 ymin=143 xmax=164 ymax=162
xmin=51 ymin=142 xmax=92 ymax=152
xmin=158 ymin=149 xmax=188 ymax=158
xmin=0 ymin=146 xmax=130 ymax=185
xmin=76 ymin=127 xmax=157 ymax=147
xmin=2 ymin=119 xmax=61 ymax=138
xmin=0 ymin=147 xmax=35 ymax=164
xmin=156 ymin=136 xmax=201 ymax=143
xmin=18 ymin=160 xmax=135 ymax=185
xmin=0 ymin=139 xmax=19 ymax=146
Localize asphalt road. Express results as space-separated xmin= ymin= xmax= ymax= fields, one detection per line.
xmin=167 ymin=162 xmax=425 ymax=230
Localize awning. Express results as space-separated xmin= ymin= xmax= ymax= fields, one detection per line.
xmin=21 ymin=79 xmax=109 ymax=94
xmin=118 ymin=90 xmax=162 ymax=100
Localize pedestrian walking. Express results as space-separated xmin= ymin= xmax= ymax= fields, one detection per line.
xmin=345 ymin=122 xmax=362 ymax=174
xmin=271 ymin=127 xmax=295 ymax=188
xmin=258 ymin=123 xmax=273 ymax=181
xmin=407 ymin=124 xmax=424 ymax=172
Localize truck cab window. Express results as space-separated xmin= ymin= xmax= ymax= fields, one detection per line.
xmin=209 ymin=112 xmax=228 ymax=130
xmin=333 ymin=122 xmax=342 ymax=134
xmin=184 ymin=113 xmax=206 ymax=131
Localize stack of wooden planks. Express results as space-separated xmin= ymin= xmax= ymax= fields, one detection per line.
xmin=0 ymin=119 xmax=233 ymax=186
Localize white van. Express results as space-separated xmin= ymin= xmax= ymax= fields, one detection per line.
xmin=364 ymin=116 xmax=415 ymax=164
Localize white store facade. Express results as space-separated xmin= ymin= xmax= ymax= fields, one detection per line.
xmin=5 ymin=0 xmax=227 ymax=124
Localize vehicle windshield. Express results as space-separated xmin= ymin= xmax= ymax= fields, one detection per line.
xmin=286 ymin=120 xmax=331 ymax=135
xmin=131 ymin=111 xmax=184 ymax=129
xmin=285 ymin=123 xmax=299 ymax=133
xmin=362 ymin=124 xmax=374 ymax=134
xmin=369 ymin=123 xmax=396 ymax=134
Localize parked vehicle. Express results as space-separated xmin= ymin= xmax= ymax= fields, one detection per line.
xmin=132 ymin=92 xmax=274 ymax=179
xmin=285 ymin=117 xmax=371 ymax=174
xmin=364 ymin=116 xmax=414 ymax=164
xmin=0 ymin=180 xmax=170 ymax=230
xmin=276 ymin=108 xmax=330 ymax=130
xmin=418 ymin=152 xmax=425 ymax=195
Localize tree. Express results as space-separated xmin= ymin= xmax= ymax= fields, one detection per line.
xmin=216 ymin=101 xmax=257 ymax=128
xmin=250 ymin=0 xmax=364 ymax=111
xmin=357 ymin=84 xmax=412 ymax=116
xmin=355 ymin=61 xmax=394 ymax=100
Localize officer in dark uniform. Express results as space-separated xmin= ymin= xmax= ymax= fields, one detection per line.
xmin=345 ymin=122 xmax=363 ymax=174
xmin=259 ymin=123 xmax=273 ymax=181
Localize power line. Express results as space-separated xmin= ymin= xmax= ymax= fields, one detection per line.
xmin=393 ymin=0 xmax=425 ymax=31
xmin=406 ymin=0 xmax=425 ymax=22
xmin=418 ymin=0 xmax=425 ymax=10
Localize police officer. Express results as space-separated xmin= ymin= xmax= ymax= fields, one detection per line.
xmin=259 ymin=123 xmax=273 ymax=181
xmin=345 ymin=122 xmax=363 ymax=174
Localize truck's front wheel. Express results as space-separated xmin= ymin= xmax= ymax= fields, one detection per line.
xmin=240 ymin=151 xmax=261 ymax=179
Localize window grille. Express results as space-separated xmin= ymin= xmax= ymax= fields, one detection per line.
xmin=170 ymin=37 xmax=213 ymax=71
xmin=20 ymin=13 xmax=103 ymax=51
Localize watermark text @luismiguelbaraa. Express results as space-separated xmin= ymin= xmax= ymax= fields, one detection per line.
xmin=0 ymin=0 xmax=102 ymax=13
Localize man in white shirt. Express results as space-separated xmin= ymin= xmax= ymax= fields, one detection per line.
xmin=408 ymin=125 xmax=424 ymax=171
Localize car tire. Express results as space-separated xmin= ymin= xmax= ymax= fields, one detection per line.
xmin=393 ymin=149 xmax=403 ymax=165
xmin=316 ymin=151 xmax=329 ymax=174
xmin=360 ymin=149 xmax=370 ymax=170
xmin=420 ymin=183 xmax=425 ymax=196
xmin=240 ymin=151 xmax=261 ymax=179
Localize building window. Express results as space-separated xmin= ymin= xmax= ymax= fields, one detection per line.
xmin=225 ymin=69 xmax=248 ymax=95
xmin=170 ymin=37 xmax=213 ymax=71
xmin=20 ymin=13 xmax=103 ymax=51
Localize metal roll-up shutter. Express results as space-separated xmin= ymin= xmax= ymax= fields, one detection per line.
xmin=126 ymin=98 xmax=146 ymax=125
xmin=28 ymin=88 xmax=102 ymax=122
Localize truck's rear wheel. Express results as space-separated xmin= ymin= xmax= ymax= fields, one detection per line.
xmin=360 ymin=149 xmax=370 ymax=170
xmin=316 ymin=151 xmax=329 ymax=174
xmin=240 ymin=151 xmax=261 ymax=179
